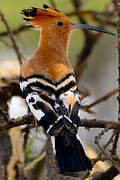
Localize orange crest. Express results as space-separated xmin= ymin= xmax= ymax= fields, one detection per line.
xmin=21 ymin=4 xmax=72 ymax=31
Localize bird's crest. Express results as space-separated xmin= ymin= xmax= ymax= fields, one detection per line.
xmin=21 ymin=4 xmax=115 ymax=35
xmin=21 ymin=4 xmax=68 ymax=22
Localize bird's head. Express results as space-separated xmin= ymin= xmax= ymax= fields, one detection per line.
xmin=21 ymin=4 xmax=115 ymax=36
xmin=21 ymin=4 xmax=73 ymax=34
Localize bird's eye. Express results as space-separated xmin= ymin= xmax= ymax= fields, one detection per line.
xmin=57 ymin=21 xmax=64 ymax=26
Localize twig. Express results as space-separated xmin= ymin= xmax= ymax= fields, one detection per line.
xmin=66 ymin=9 xmax=115 ymax=18
xmin=0 ymin=11 xmax=22 ymax=65
xmin=94 ymin=127 xmax=120 ymax=172
xmin=66 ymin=10 xmax=116 ymax=26
xmin=72 ymin=0 xmax=115 ymax=82
xmin=7 ymin=127 xmax=25 ymax=180
xmin=75 ymin=31 xmax=101 ymax=82
xmin=0 ymin=25 xmax=32 ymax=37
xmin=110 ymin=130 xmax=119 ymax=157
xmin=92 ymin=156 xmax=108 ymax=165
xmin=72 ymin=0 xmax=102 ymax=82
xmin=0 ymin=38 xmax=13 ymax=48
xmin=81 ymin=88 xmax=118 ymax=113
xmin=93 ymin=130 xmax=117 ymax=165
xmin=103 ymin=130 xmax=115 ymax=150
xmin=72 ymin=0 xmax=82 ymax=10
xmin=46 ymin=135 xmax=57 ymax=180
xmin=23 ymin=126 xmax=30 ymax=150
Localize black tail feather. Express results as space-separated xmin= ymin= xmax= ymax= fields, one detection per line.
xmin=55 ymin=130 xmax=92 ymax=174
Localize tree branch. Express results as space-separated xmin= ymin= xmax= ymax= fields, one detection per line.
xmin=92 ymin=166 xmax=119 ymax=180
xmin=0 ymin=11 xmax=22 ymax=65
xmin=0 ymin=114 xmax=34 ymax=131
xmin=0 ymin=25 xmax=32 ymax=37
xmin=1 ymin=115 xmax=120 ymax=131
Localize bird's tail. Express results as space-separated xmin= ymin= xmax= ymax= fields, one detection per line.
xmin=54 ymin=130 xmax=92 ymax=174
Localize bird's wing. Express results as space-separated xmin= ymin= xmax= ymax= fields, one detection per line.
xmin=19 ymin=75 xmax=58 ymax=131
xmin=48 ymin=72 xmax=81 ymax=135
xmin=20 ymin=69 xmax=80 ymax=135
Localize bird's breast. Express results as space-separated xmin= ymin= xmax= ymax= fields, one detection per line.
xmin=20 ymin=60 xmax=73 ymax=83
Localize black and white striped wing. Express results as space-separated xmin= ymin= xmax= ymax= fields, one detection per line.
xmin=19 ymin=73 xmax=81 ymax=135
xmin=47 ymin=73 xmax=81 ymax=135
xmin=19 ymin=75 xmax=58 ymax=131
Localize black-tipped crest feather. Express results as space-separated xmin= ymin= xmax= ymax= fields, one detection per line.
xmin=23 ymin=18 xmax=30 ymax=22
xmin=21 ymin=7 xmax=37 ymax=17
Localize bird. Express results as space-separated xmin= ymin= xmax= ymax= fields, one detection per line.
xmin=20 ymin=4 xmax=114 ymax=174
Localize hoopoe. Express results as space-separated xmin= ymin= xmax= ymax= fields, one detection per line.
xmin=20 ymin=4 xmax=114 ymax=174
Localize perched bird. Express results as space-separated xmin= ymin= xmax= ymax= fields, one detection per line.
xmin=20 ymin=4 xmax=114 ymax=174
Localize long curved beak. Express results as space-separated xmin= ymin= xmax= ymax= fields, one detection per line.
xmin=69 ymin=23 xmax=115 ymax=36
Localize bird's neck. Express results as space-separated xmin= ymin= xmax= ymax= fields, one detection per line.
xmin=32 ymin=28 xmax=71 ymax=65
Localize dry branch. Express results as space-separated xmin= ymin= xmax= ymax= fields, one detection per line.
xmin=0 ymin=25 xmax=32 ymax=37
xmin=66 ymin=10 xmax=116 ymax=27
xmin=92 ymin=166 xmax=119 ymax=180
xmin=1 ymin=116 xmax=120 ymax=132
xmin=0 ymin=38 xmax=13 ymax=48
xmin=46 ymin=135 xmax=57 ymax=180
xmin=0 ymin=114 xmax=33 ymax=131
xmin=7 ymin=127 xmax=25 ymax=180
xmin=94 ymin=127 xmax=120 ymax=172
xmin=110 ymin=130 xmax=119 ymax=157
xmin=81 ymin=88 xmax=119 ymax=113
xmin=0 ymin=11 xmax=22 ymax=65
xmin=72 ymin=1 xmax=115 ymax=82
xmin=66 ymin=9 xmax=115 ymax=18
